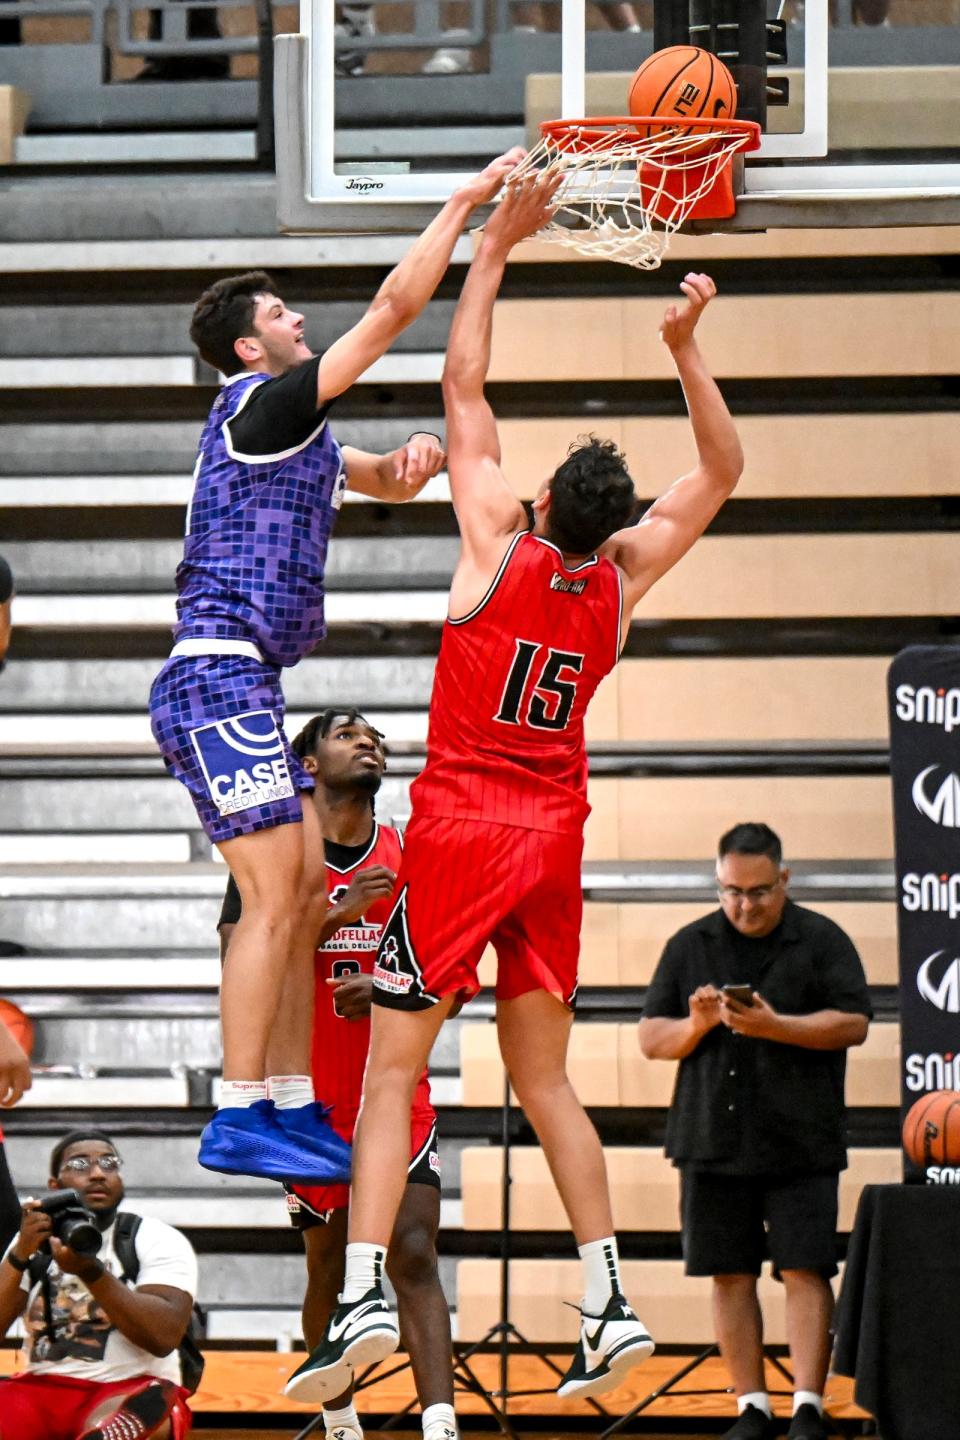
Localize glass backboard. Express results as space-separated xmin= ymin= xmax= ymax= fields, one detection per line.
xmin=276 ymin=0 xmax=960 ymax=234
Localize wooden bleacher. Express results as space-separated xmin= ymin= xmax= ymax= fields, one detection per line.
xmin=460 ymin=1020 xmax=901 ymax=1108
xmin=487 ymin=293 xmax=960 ymax=382
xmin=498 ymin=411 xmax=960 ymax=501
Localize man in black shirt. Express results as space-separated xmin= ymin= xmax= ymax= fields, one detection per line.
xmin=639 ymin=823 xmax=872 ymax=1440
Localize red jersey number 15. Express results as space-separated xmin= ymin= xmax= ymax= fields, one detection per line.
xmin=494 ymin=640 xmax=585 ymax=732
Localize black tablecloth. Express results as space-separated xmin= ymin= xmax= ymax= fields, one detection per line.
xmin=833 ymin=1183 xmax=960 ymax=1440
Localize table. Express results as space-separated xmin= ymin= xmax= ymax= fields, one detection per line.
xmin=833 ymin=1182 xmax=960 ymax=1440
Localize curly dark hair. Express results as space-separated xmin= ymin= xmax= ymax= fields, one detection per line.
xmin=291 ymin=707 xmax=384 ymax=760
xmin=189 ymin=270 xmax=278 ymax=376
xmin=546 ymin=436 xmax=637 ymax=554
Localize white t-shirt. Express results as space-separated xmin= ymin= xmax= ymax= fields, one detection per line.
xmin=6 ymin=1215 xmax=198 ymax=1385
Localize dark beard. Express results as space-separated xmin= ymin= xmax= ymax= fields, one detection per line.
xmin=352 ymin=770 xmax=382 ymax=798
xmin=92 ymin=1201 xmax=121 ymax=1232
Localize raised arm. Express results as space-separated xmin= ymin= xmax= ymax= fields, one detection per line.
xmin=602 ymin=275 xmax=743 ymax=613
xmin=441 ymin=173 xmax=561 ymax=578
xmin=315 ymin=149 xmax=524 ymax=407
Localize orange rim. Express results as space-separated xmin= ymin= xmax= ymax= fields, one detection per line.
xmin=539 ymin=116 xmax=762 ymax=154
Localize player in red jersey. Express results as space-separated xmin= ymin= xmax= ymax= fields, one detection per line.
xmin=289 ymin=178 xmax=744 ymax=1412
xmin=220 ymin=710 xmax=453 ymax=1440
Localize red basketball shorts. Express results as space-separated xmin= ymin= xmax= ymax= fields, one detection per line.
xmin=372 ymin=814 xmax=583 ymax=1011
xmin=287 ymin=1109 xmax=440 ymax=1226
xmin=0 ymin=1372 xmax=191 ymax=1440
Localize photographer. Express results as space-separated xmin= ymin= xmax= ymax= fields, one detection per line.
xmin=0 ymin=1129 xmax=198 ymax=1440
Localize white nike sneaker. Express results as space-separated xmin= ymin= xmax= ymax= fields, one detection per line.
xmin=284 ymin=1286 xmax=399 ymax=1402
xmin=556 ymin=1292 xmax=655 ymax=1399
xmin=423 ymin=1425 xmax=458 ymax=1440
xmin=327 ymin=1426 xmax=364 ymax=1440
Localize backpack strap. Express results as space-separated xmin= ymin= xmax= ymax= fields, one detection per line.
xmin=25 ymin=1250 xmax=57 ymax=1344
xmin=26 ymin=1250 xmax=51 ymax=1288
xmin=112 ymin=1211 xmax=143 ymax=1285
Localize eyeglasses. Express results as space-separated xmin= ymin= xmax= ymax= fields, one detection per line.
xmin=59 ymin=1155 xmax=122 ymax=1175
xmin=717 ymin=881 xmax=782 ymax=902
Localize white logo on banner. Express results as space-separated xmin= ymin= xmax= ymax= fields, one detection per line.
xmin=895 ymin=683 xmax=960 ymax=734
xmin=912 ymin=766 xmax=960 ymax=828
xmin=905 ymin=1051 xmax=960 ymax=1092
xmin=917 ymin=951 xmax=960 ymax=1013
xmin=926 ymin=1167 xmax=960 ymax=1185
xmin=901 ymin=872 xmax=960 ymax=919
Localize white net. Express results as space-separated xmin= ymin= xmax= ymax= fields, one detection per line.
xmin=510 ymin=119 xmax=756 ymax=270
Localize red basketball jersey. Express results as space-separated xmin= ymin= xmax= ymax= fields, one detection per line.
xmin=312 ymin=822 xmax=433 ymax=1135
xmin=412 ymin=531 xmax=623 ymax=832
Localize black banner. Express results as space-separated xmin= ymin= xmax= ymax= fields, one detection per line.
xmin=888 ymin=647 xmax=960 ymax=1183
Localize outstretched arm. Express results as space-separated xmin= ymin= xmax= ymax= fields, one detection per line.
xmin=602 ymin=274 xmax=743 ymax=612
xmin=442 ymin=172 xmax=561 ymax=565
xmin=315 ymin=149 xmax=525 ymax=407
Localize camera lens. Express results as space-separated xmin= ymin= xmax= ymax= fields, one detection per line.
xmin=59 ymin=1216 xmax=103 ymax=1257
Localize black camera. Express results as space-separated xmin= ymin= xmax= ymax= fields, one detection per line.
xmin=37 ymin=1189 xmax=103 ymax=1258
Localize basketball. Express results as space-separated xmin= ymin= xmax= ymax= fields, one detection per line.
xmin=628 ymin=45 xmax=737 ymax=128
xmin=902 ymin=1089 xmax=960 ymax=1167
xmin=0 ymin=998 xmax=34 ymax=1057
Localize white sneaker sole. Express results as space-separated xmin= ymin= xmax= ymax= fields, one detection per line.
xmin=557 ymin=1333 xmax=655 ymax=1399
xmin=284 ymin=1326 xmax=398 ymax=1403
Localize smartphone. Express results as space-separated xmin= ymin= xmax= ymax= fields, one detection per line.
xmin=721 ymin=983 xmax=755 ymax=1007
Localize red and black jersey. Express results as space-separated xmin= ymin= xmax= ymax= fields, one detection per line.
xmin=312 ymin=822 xmax=433 ymax=1137
xmin=412 ymin=531 xmax=623 ymax=833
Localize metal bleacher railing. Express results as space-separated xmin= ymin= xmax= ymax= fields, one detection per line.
xmin=2 ymin=0 xmax=957 ymax=154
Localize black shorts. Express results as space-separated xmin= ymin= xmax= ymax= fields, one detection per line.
xmin=680 ymin=1169 xmax=840 ymax=1279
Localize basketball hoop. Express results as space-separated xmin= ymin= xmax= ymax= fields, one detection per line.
xmin=511 ymin=117 xmax=761 ymax=270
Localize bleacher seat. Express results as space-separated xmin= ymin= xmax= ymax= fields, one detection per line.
xmin=460 ymin=1021 xmax=901 ymax=1108
xmin=460 ymin=1146 xmax=903 ymax=1233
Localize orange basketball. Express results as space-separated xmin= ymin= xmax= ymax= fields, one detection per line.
xmin=902 ymin=1090 xmax=960 ymax=1168
xmin=0 ymin=998 xmax=33 ymax=1057
xmin=628 ymin=45 xmax=737 ymax=129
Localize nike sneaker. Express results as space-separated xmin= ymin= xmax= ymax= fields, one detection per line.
xmin=284 ymin=1286 xmax=399 ymax=1403
xmin=786 ymin=1404 xmax=829 ymax=1440
xmin=724 ymin=1405 xmax=777 ymax=1440
xmin=556 ymin=1292 xmax=655 ymax=1399
xmin=199 ymin=1100 xmax=351 ymax=1184
xmin=326 ymin=1425 xmax=364 ymax=1440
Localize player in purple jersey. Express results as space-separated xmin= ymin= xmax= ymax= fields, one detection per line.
xmin=149 ymin=148 xmax=523 ymax=1184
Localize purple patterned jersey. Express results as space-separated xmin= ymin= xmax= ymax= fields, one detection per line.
xmin=173 ymin=371 xmax=347 ymax=668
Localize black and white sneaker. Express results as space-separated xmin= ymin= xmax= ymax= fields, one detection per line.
xmin=556 ymin=1292 xmax=655 ymax=1399
xmin=283 ymin=1287 xmax=399 ymax=1403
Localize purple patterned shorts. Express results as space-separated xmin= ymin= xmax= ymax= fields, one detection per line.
xmin=149 ymin=654 xmax=314 ymax=845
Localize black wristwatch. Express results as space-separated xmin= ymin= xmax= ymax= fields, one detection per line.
xmin=77 ymin=1259 xmax=106 ymax=1285
xmin=6 ymin=1252 xmax=30 ymax=1272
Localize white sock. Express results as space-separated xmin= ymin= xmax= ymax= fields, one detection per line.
xmin=342 ymin=1242 xmax=386 ymax=1302
xmin=794 ymin=1391 xmax=823 ymax=1416
xmin=323 ymin=1402 xmax=360 ymax=1433
xmin=578 ymin=1236 xmax=622 ymax=1314
xmin=267 ymin=1074 xmax=315 ymax=1109
xmin=219 ymin=1080 xmax=267 ymax=1109
xmin=422 ymin=1402 xmax=457 ymax=1436
xmin=738 ymin=1392 xmax=772 ymax=1418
